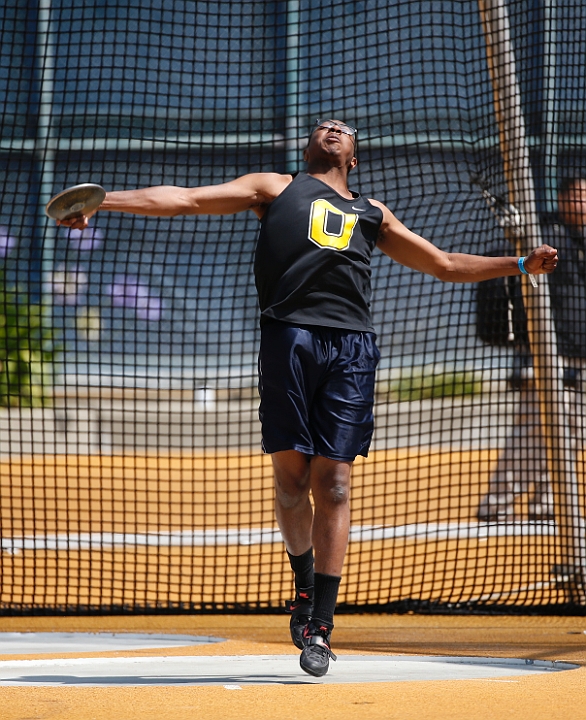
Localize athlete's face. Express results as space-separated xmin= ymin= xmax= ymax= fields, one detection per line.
xmin=304 ymin=119 xmax=357 ymax=171
xmin=558 ymin=179 xmax=586 ymax=232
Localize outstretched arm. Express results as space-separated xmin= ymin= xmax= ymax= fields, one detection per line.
xmin=371 ymin=200 xmax=558 ymax=281
xmin=56 ymin=172 xmax=293 ymax=230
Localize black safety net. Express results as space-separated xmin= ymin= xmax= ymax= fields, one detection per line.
xmin=1 ymin=0 xmax=585 ymax=614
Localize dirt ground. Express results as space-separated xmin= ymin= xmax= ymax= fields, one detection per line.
xmin=0 ymin=613 xmax=585 ymax=720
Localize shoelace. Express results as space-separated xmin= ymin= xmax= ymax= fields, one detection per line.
xmin=303 ymin=624 xmax=337 ymax=660
xmin=305 ymin=634 xmax=337 ymax=661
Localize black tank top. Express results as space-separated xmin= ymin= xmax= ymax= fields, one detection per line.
xmin=254 ymin=172 xmax=383 ymax=332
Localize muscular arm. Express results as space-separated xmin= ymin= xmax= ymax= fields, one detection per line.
xmin=57 ymin=172 xmax=292 ymax=229
xmin=371 ymin=200 xmax=558 ymax=281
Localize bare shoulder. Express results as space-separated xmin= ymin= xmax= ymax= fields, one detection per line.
xmin=368 ymin=197 xmax=393 ymax=218
xmin=367 ymin=198 xmax=400 ymax=234
xmin=244 ymin=172 xmax=294 ymax=202
xmin=368 ymin=198 xmax=416 ymax=230
xmin=241 ymin=172 xmax=294 ymax=218
xmin=367 ymin=197 xmax=434 ymax=255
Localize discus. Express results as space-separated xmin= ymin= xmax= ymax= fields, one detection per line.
xmin=45 ymin=183 xmax=106 ymax=221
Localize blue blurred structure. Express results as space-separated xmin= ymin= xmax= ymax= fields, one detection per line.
xmin=1 ymin=0 xmax=586 ymax=614
xmin=2 ymin=0 xmax=583 ymax=376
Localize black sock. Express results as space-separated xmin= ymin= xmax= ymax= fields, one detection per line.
xmin=287 ymin=547 xmax=314 ymax=595
xmin=312 ymin=572 xmax=341 ymax=629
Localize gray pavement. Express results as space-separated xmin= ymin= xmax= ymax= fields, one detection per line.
xmin=0 ymin=654 xmax=577 ymax=687
xmin=0 ymin=632 xmax=224 ymax=654
xmin=0 ymin=393 xmax=519 ymax=455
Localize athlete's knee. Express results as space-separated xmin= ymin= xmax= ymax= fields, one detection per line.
xmin=311 ymin=459 xmax=351 ymax=507
xmin=311 ymin=479 xmax=350 ymax=513
xmin=272 ymin=451 xmax=311 ymax=508
xmin=274 ymin=477 xmax=310 ymax=509
xmin=327 ymin=476 xmax=350 ymax=504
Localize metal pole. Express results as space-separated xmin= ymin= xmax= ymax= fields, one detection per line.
xmin=285 ymin=0 xmax=301 ymax=172
xmin=478 ymin=0 xmax=585 ymax=601
xmin=542 ymin=0 xmax=558 ymax=215
xmin=36 ymin=0 xmax=57 ymax=296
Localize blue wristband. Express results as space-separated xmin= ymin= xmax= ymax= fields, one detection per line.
xmin=518 ymin=256 xmax=529 ymax=275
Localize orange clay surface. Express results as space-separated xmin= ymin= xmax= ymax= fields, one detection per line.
xmin=0 ymin=614 xmax=585 ymax=720
xmin=2 ymin=449 xmax=581 ymax=609
xmin=1 ymin=451 xmax=585 ymax=718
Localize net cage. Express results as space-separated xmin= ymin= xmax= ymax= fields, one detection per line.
xmin=0 ymin=0 xmax=585 ymax=615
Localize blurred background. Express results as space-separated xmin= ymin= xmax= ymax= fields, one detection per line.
xmin=1 ymin=1 xmax=585 ymax=614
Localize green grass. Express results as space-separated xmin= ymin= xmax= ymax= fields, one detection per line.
xmin=381 ymin=367 xmax=484 ymax=402
xmin=0 ymin=274 xmax=60 ymax=407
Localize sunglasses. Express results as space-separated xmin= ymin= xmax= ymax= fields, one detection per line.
xmin=313 ymin=119 xmax=357 ymax=138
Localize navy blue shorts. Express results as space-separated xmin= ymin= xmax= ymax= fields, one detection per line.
xmin=258 ymin=322 xmax=380 ymax=462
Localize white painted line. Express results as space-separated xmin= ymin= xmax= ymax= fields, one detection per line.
xmin=0 ymin=521 xmax=556 ymax=554
xmin=480 ymin=679 xmax=519 ymax=683
xmin=469 ymin=581 xmax=555 ymax=604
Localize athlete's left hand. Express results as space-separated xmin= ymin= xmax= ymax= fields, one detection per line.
xmin=524 ymin=245 xmax=558 ymax=274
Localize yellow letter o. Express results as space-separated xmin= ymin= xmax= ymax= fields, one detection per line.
xmin=308 ymin=199 xmax=358 ymax=251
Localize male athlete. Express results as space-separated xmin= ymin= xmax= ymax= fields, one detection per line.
xmin=58 ymin=118 xmax=558 ymax=677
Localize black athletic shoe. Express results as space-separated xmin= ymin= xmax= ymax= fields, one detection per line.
xmin=285 ymin=589 xmax=313 ymax=650
xmin=299 ymin=621 xmax=337 ymax=677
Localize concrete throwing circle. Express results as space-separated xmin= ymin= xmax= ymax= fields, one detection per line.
xmin=0 ymin=654 xmax=578 ymax=686
xmin=0 ymin=632 xmax=224 ymax=654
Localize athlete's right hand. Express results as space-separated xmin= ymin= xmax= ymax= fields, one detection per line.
xmin=56 ymin=212 xmax=94 ymax=231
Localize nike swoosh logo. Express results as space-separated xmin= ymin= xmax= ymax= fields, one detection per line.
xmin=352 ymin=206 xmax=365 ymax=212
